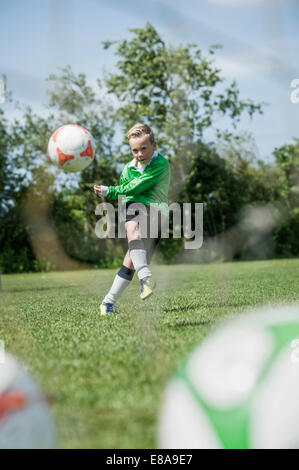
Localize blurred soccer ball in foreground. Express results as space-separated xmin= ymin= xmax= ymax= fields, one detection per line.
xmin=48 ymin=124 xmax=95 ymax=172
xmin=158 ymin=304 xmax=299 ymax=449
xmin=0 ymin=353 xmax=56 ymax=448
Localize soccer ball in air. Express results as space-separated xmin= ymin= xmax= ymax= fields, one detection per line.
xmin=0 ymin=353 xmax=56 ymax=448
xmin=48 ymin=124 xmax=95 ymax=172
xmin=158 ymin=304 xmax=299 ymax=449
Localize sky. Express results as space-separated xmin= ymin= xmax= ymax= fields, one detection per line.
xmin=1 ymin=0 xmax=299 ymax=162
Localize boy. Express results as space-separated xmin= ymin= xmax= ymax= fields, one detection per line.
xmin=94 ymin=123 xmax=170 ymax=315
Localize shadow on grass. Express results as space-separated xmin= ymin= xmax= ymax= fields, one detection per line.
xmin=171 ymin=320 xmax=211 ymax=328
xmin=4 ymin=285 xmax=79 ymax=293
xmin=163 ymin=302 xmax=253 ymax=313
xmin=162 ymin=305 xmax=202 ymax=313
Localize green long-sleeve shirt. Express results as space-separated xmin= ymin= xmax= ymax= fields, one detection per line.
xmin=107 ymin=152 xmax=170 ymax=215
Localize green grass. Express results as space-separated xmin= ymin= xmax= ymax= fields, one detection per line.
xmin=0 ymin=259 xmax=298 ymax=448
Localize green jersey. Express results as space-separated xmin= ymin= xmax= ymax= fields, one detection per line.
xmin=107 ymin=152 xmax=170 ymax=215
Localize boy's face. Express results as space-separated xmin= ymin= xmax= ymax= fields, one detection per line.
xmin=129 ymin=135 xmax=157 ymax=165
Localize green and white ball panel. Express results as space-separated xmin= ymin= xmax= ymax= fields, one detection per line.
xmin=186 ymin=323 xmax=273 ymax=408
xmin=251 ymin=345 xmax=299 ymax=448
xmin=158 ymin=304 xmax=299 ymax=449
xmin=158 ymin=379 xmax=222 ymax=449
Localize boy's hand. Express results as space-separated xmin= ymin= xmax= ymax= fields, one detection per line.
xmin=94 ymin=185 xmax=109 ymax=196
xmin=94 ymin=185 xmax=103 ymax=195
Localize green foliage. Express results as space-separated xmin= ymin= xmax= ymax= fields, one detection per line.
xmin=274 ymin=209 xmax=299 ymax=257
xmin=271 ymin=142 xmax=299 ymax=255
xmin=47 ymin=66 xmax=96 ymax=116
xmin=180 ymin=141 xmax=247 ymax=237
xmin=104 ymin=22 xmax=262 ymax=157
xmin=0 ymin=204 xmax=35 ymax=273
xmin=273 ymin=141 xmax=299 ymax=208
xmin=0 ymin=109 xmax=13 ymax=213
xmin=0 ymin=107 xmax=51 ymax=273
xmin=52 ymin=190 xmax=125 ymax=267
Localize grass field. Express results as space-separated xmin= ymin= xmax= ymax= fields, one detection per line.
xmin=0 ymin=258 xmax=298 ymax=448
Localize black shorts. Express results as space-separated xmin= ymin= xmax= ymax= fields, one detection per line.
xmin=124 ymin=202 xmax=167 ymax=263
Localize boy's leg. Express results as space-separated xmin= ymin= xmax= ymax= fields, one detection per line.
xmin=101 ymin=249 xmax=135 ymax=309
xmin=101 ymin=205 xmax=157 ymax=311
xmin=142 ymin=207 xmax=166 ymax=264
xmin=126 ymin=215 xmax=158 ymax=300
xmin=123 ymin=249 xmax=134 ymax=269
xmin=126 ymin=220 xmax=152 ymax=281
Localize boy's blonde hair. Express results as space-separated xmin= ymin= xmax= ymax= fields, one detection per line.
xmin=127 ymin=123 xmax=155 ymax=143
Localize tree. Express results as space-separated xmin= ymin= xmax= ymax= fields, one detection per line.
xmin=0 ymin=108 xmax=13 ymax=214
xmin=215 ymin=131 xmax=282 ymax=203
xmin=273 ymin=141 xmax=299 ymax=209
xmin=0 ymin=108 xmax=40 ymax=273
xmin=103 ymin=22 xmax=263 ymax=201
xmin=273 ymin=141 xmax=299 ymax=256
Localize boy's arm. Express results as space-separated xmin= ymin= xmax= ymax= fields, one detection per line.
xmin=106 ymin=163 xmax=169 ymax=200
xmin=94 ymin=167 xmax=126 ymax=197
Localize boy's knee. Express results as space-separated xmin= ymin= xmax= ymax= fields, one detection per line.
xmin=123 ymin=250 xmax=134 ymax=270
xmin=125 ymin=221 xmax=140 ymax=241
